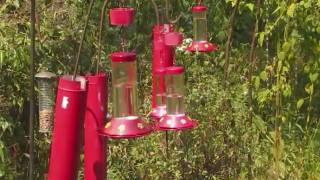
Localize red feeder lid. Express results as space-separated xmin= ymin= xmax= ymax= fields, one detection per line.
xmin=157 ymin=114 xmax=197 ymax=131
xmin=192 ymin=5 xmax=208 ymax=12
xmin=99 ymin=116 xmax=153 ymax=139
xmin=165 ymin=66 xmax=184 ymax=74
xmin=109 ymin=7 xmax=135 ymax=26
xmin=110 ymin=52 xmax=136 ymax=62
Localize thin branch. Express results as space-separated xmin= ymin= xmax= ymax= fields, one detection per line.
xmin=223 ymin=0 xmax=240 ymax=88
xmin=248 ymin=0 xmax=262 ymax=178
xmin=29 ymin=0 xmax=36 ymax=179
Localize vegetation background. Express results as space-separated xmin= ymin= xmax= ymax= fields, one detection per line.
xmin=0 ymin=0 xmax=319 ymax=179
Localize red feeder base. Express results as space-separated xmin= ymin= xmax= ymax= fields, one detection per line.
xmin=109 ymin=7 xmax=135 ymax=26
xmin=157 ymin=114 xmax=197 ymax=131
xmin=99 ymin=116 xmax=153 ymax=139
xmin=151 ymin=106 xmax=167 ymax=121
xmin=186 ymin=40 xmax=218 ymax=53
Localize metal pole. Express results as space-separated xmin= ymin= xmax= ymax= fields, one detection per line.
xmin=73 ymin=0 xmax=95 ymax=79
xmin=29 ymin=0 xmax=36 ymax=179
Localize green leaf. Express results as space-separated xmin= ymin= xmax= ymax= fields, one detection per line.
xmin=259 ymin=71 xmax=268 ymax=81
xmin=309 ymin=73 xmax=319 ymax=82
xmin=258 ymin=32 xmax=265 ymax=47
xmin=254 ymin=76 xmax=261 ymax=89
xmin=278 ymin=51 xmax=286 ymax=61
xmin=297 ymin=99 xmax=304 ymax=109
xmin=287 ymin=3 xmax=296 ymax=17
xmin=305 ymin=83 xmax=314 ymax=95
xmin=246 ymin=3 xmax=255 ymax=12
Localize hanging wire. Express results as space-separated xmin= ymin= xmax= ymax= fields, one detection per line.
xmin=72 ymin=0 xmax=95 ymax=79
xmin=265 ymin=0 xmax=270 ymax=88
xmin=165 ymin=131 xmax=169 ymax=158
xmin=151 ymin=0 xmax=160 ymax=25
xmin=29 ymin=0 xmax=36 ymax=179
xmin=266 ymin=0 xmax=269 ymax=64
xmin=120 ymin=26 xmax=126 ymax=52
xmin=97 ymin=0 xmax=109 ymax=73
xmin=165 ymin=0 xmax=182 ymax=24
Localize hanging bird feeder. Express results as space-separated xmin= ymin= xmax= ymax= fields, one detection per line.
xmin=151 ymin=24 xmax=175 ymax=119
xmin=157 ymin=66 xmax=197 ymax=130
xmin=151 ymin=31 xmax=183 ymax=120
xmin=99 ymin=52 xmax=153 ymax=138
xmin=35 ymin=71 xmax=56 ymax=133
xmin=187 ymin=4 xmax=217 ymax=53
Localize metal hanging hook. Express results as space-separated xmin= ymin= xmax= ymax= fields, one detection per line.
xmin=151 ymin=0 xmax=160 ymax=25
xmin=165 ymin=0 xmax=182 ymax=24
xmin=197 ymin=0 xmax=203 ymax=5
xmin=96 ymin=0 xmax=109 ymax=73
xmin=73 ymin=0 xmax=95 ymax=79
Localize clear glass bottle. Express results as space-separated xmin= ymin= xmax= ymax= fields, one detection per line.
xmin=155 ymin=68 xmax=166 ymax=108
xmin=192 ymin=5 xmax=208 ymax=42
xmin=165 ymin=66 xmax=185 ymax=115
xmin=111 ymin=52 xmax=138 ymax=118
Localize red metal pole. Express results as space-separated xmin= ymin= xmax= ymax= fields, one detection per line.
xmin=84 ymin=73 xmax=107 ymax=180
xmin=151 ymin=24 xmax=174 ymax=109
xmin=48 ymin=76 xmax=87 ymax=180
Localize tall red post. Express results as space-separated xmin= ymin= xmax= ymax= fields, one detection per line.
xmin=151 ymin=24 xmax=174 ymax=119
xmin=84 ymin=73 xmax=107 ymax=180
xmin=48 ymin=76 xmax=87 ymax=180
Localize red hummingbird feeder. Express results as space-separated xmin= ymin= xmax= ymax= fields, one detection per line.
xmin=157 ymin=66 xmax=197 ymax=130
xmin=187 ymin=4 xmax=217 ymax=53
xmin=151 ymin=24 xmax=175 ymax=120
xmin=151 ymin=31 xmax=184 ymax=121
xmin=99 ymin=52 xmax=153 ymax=138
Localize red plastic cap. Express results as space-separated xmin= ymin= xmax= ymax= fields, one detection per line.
xmin=165 ymin=66 xmax=184 ymax=74
xmin=192 ymin=5 xmax=208 ymax=12
xmin=110 ymin=52 xmax=136 ymax=62
xmin=109 ymin=7 xmax=135 ymax=26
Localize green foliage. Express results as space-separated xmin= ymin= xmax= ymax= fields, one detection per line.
xmin=0 ymin=0 xmax=319 ymax=179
